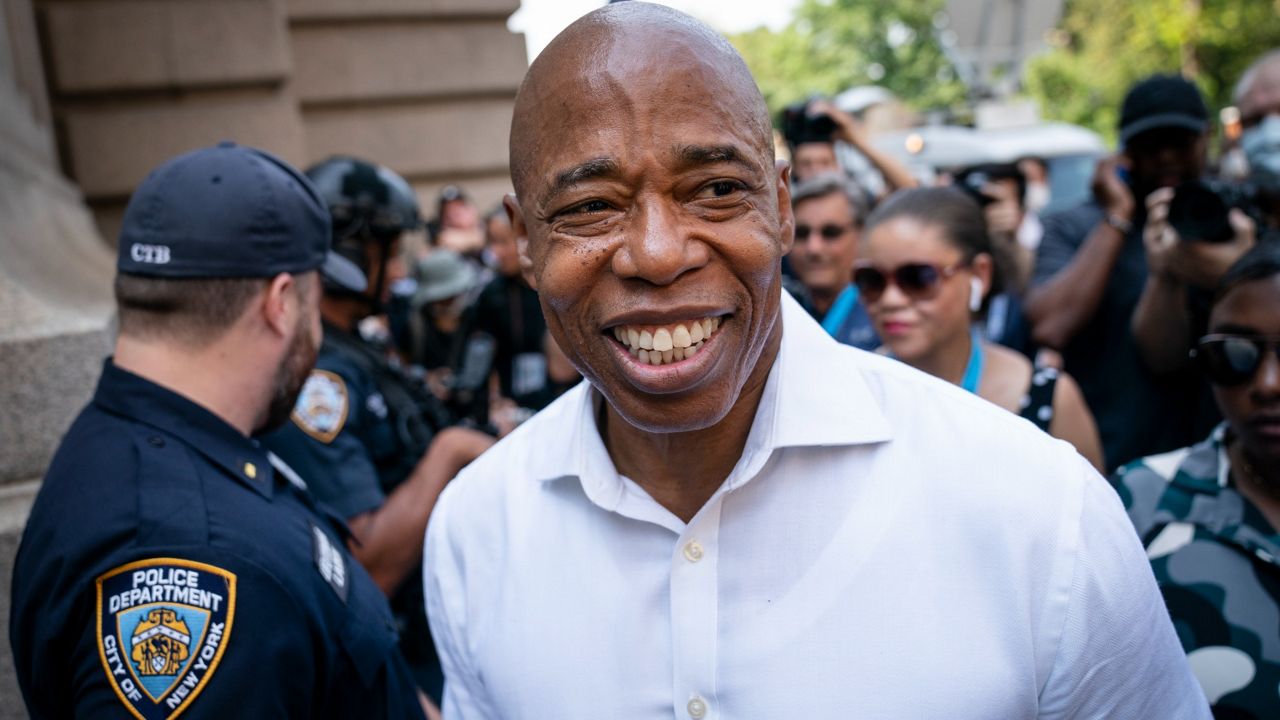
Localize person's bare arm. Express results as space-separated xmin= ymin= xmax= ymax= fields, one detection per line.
xmin=1024 ymin=156 xmax=1134 ymax=351
xmin=1131 ymin=273 xmax=1192 ymax=375
xmin=1048 ymin=372 xmax=1105 ymax=473
xmin=1133 ymin=187 xmax=1257 ymax=375
xmin=419 ymin=689 xmax=442 ymax=720
xmin=808 ymin=99 xmax=918 ymax=192
xmin=346 ymin=427 xmax=496 ymax=594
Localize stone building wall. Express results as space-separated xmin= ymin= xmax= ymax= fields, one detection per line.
xmin=0 ymin=1 xmax=526 ymax=715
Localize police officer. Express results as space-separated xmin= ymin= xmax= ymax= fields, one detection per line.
xmin=261 ymin=156 xmax=494 ymax=702
xmin=10 ymin=143 xmax=426 ymax=719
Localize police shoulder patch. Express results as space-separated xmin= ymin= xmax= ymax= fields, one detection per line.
xmin=96 ymin=558 xmax=236 ymax=720
xmin=292 ymin=369 xmax=349 ymax=443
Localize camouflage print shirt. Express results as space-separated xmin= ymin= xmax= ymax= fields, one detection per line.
xmin=1111 ymin=424 xmax=1280 ymax=718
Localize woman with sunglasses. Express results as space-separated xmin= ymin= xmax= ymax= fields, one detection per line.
xmin=1111 ymin=241 xmax=1280 ymax=717
xmin=858 ymin=187 xmax=1104 ymax=470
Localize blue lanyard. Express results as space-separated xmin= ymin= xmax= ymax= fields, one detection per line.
xmin=821 ymin=285 xmax=859 ymax=337
xmin=960 ymin=334 xmax=983 ymax=394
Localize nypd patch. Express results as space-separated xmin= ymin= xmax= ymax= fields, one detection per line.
xmin=292 ymin=370 xmax=348 ymax=443
xmin=96 ymin=558 xmax=236 ymax=720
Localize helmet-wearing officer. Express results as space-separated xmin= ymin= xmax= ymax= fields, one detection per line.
xmin=10 ymin=143 xmax=427 ymax=719
xmin=261 ymin=156 xmax=495 ymax=703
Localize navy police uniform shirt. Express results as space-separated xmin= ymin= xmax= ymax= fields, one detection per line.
xmin=263 ymin=336 xmax=396 ymax=519
xmin=10 ymin=360 xmax=425 ymax=720
xmin=262 ymin=325 xmax=449 ymax=701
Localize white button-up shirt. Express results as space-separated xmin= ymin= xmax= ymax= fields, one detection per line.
xmin=425 ymin=293 xmax=1209 ymax=719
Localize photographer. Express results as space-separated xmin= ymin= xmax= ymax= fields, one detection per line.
xmin=1130 ymin=51 xmax=1280 ymax=377
xmin=1024 ymin=74 xmax=1222 ymax=470
xmin=1239 ymin=49 xmax=1280 ymax=231
xmin=783 ymin=97 xmax=917 ymax=193
xmin=953 ymin=163 xmax=1035 ymax=355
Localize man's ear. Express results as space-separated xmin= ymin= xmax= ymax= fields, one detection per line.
xmin=261 ymin=273 xmax=296 ymax=337
xmin=505 ymin=193 xmax=538 ymax=291
xmin=776 ymin=159 xmax=796 ymax=255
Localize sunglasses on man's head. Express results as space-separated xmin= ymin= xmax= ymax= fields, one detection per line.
xmin=795 ymin=223 xmax=850 ymax=241
xmin=853 ymin=261 xmax=965 ymax=303
xmin=1192 ymin=334 xmax=1280 ymax=386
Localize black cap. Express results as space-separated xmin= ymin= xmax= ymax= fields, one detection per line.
xmin=1118 ymin=74 xmax=1210 ymax=145
xmin=117 ymin=142 xmax=366 ymax=292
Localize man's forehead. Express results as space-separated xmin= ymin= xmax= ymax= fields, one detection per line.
xmin=793 ymin=143 xmax=837 ymax=164
xmin=521 ymin=70 xmax=768 ymax=189
xmin=511 ymin=4 xmax=770 ymax=199
xmin=531 ymin=34 xmax=755 ymax=129
xmin=797 ymin=191 xmax=849 ymax=213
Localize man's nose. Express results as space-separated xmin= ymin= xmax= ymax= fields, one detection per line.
xmin=1253 ymin=351 xmax=1280 ymax=401
xmin=613 ymin=199 xmax=708 ymax=285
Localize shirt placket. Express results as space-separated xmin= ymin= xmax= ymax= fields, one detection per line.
xmin=670 ymin=495 xmax=722 ymax=720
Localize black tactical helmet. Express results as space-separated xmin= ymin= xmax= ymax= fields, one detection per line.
xmin=305 ymin=156 xmax=421 ymax=304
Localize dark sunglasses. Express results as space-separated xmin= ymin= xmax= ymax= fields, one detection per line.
xmin=1192 ymin=334 xmax=1280 ymax=386
xmin=795 ymin=223 xmax=850 ymax=241
xmin=853 ymin=261 xmax=965 ymax=303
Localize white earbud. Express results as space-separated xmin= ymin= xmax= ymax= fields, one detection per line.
xmin=968 ymin=277 xmax=984 ymax=313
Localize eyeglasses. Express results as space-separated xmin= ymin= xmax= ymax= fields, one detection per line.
xmin=853 ymin=261 xmax=965 ymax=303
xmin=795 ymin=224 xmax=851 ymax=241
xmin=1192 ymin=334 xmax=1280 ymax=386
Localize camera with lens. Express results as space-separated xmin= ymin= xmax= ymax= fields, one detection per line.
xmin=954 ymin=164 xmax=1023 ymax=209
xmin=781 ymin=99 xmax=835 ymax=147
xmin=957 ymin=170 xmax=999 ymax=208
xmin=1166 ymin=179 xmax=1254 ymax=243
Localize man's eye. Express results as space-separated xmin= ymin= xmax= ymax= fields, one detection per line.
xmin=698 ymin=180 xmax=746 ymax=199
xmin=567 ymin=199 xmax=610 ymax=215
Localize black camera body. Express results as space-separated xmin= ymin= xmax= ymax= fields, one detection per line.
xmin=781 ymin=100 xmax=835 ymax=147
xmin=954 ymin=163 xmax=1024 ymax=209
xmin=1167 ymin=179 xmax=1254 ymax=243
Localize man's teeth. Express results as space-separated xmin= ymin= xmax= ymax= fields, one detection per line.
xmin=611 ymin=318 xmax=721 ymax=366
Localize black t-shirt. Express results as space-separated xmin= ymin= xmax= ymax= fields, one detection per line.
xmin=473 ymin=274 xmax=560 ymax=410
xmin=1034 ymin=201 xmax=1218 ymax=471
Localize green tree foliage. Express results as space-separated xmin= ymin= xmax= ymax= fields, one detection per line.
xmin=729 ymin=0 xmax=967 ymax=119
xmin=1026 ymin=0 xmax=1280 ymax=144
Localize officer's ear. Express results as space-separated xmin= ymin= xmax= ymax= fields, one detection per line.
xmin=504 ymin=193 xmax=537 ymax=291
xmin=260 ymin=272 xmax=300 ymax=338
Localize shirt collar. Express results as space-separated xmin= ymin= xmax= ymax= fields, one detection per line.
xmin=524 ymin=290 xmax=894 ymax=488
xmin=1169 ymin=423 xmax=1280 ymax=548
xmin=770 ymin=290 xmax=893 ymax=448
xmin=1164 ymin=423 xmax=1232 ymax=495
xmin=93 ymin=358 xmax=276 ymax=498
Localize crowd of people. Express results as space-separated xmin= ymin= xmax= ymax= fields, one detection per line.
xmin=9 ymin=1 xmax=1280 ymax=717
xmin=779 ymin=50 xmax=1280 ymax=717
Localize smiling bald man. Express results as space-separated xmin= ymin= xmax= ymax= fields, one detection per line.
xmin=422 ymin=4 xmax=1209 ymax=719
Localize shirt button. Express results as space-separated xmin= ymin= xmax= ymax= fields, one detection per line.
xmin=687 ymin=697 xmax=708 ymax=719
xmin=683 ymin=541 xmax=704 ymax=563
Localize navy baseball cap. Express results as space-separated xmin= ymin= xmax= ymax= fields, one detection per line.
xmin=1118 ymin=74 xmax=1210 ymax=145
xmin=117 ymin=142 xmax=366 ymax=292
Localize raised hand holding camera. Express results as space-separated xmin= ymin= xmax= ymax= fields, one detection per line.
xmin=1144 ymin=186 xmax=1256 ymax=288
